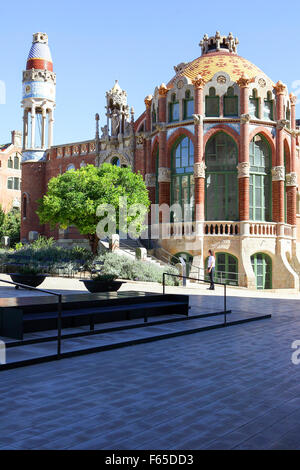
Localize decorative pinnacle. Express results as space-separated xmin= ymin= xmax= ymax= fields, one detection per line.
xmin=158 ymin=84 xmax=169 ymax=97
xmin=273 ymin=80 xmax=286 ymax=95
xmin=199 ymin=31 xmax=239 ymax=55
xmin=144 ymin=95 xmax=153 ymax=108
xmin=289 ymin=93 xmax=297 ymax=106
xmin=237 ymin=73 xmax=255 ymax=88
xmin=192 ymin=74 xmax=206 ymax=89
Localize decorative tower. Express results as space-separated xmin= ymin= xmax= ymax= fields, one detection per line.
xmin=104 ymin=80 xmax=130 ymax=137
xmin=21 ymin=32 xmax=56 ymax=161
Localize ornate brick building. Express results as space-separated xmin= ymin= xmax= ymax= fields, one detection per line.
xmin=0 ymin=131 xmax=22 ymax=212
xmin=21 ymin=31 xmax=300 ymax=289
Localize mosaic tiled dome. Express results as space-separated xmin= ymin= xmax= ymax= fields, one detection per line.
xmin=179 ymin=51 xmax=270 ymax=84
xmin=169 ymin=32 xmax=272 ymax=86
xmin=26 ymin=32 xmax=53 ymax=71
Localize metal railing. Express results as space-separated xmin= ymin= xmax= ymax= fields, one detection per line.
xmin=162 ymin=272 xmax=230 ymax=324
xmin=0 ymin=278 xmax=63 ymax=357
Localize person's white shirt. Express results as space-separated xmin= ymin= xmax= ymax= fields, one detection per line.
xmin=208 ymin=255 xmax=215 ymax=269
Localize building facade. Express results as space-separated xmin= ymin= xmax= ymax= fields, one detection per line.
xmin=0 ymin=131 xmax=22 ymax=212
xmin=21 ymin=31 xmax=300 ymax=289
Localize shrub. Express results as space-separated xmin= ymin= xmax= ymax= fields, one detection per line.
xmin=94 ymin=252 xmax=179 ymax=285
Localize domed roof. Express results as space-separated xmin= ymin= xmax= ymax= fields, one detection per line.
xmin=168 ymin=32 xmax=272 ymax=87
xmin=26 ymin=32 xmax=53 ymax=72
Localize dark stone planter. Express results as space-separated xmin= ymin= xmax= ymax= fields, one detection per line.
xmin=80 ymin=279 xmax=123 ymax=293
xmin=10 ymin=273 xmax=46 ymax=289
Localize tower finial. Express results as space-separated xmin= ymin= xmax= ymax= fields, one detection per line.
xmin=199 ymin=31 xmax=239 ymax=55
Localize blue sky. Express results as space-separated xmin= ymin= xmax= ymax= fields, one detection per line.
xmin=0 ymin=0 xmax=299 ymax=145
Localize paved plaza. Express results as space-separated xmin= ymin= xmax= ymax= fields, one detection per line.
xmin=0 ymin=277 xmax=300 ymax=449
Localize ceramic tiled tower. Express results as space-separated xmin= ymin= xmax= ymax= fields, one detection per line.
xmin=21 ymin=32 xmax=56 ymax=162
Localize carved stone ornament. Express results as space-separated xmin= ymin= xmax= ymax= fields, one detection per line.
xmin=144 ymin=95 xmax=153 ymax=109
xmin=136 ymin=135 xmax=144 ymax=147
xmin=258 ymin=78 xmax=266 ymax=88
xmin=192 ymin=74 xmax=206 ymax=89
xmin=273 ymin=80 xmax=286 ymax=95
xmin=237 ymin=162 xmax=250 ymax=178
xmin=145 ymin=173 xmax=156 ymax=187
xmin=236 ymin=73 xmax=254 ymax=88
xmin=192 ymin=114 xmax=203 ymax=125
xmin=158 ymin=83 xmax=169 ymax=97
xmin=177 ymin=79 xmax=185 ymax=89
xmin=158 ymin=167 xmax=171 ymax=183
xmin=286 ymin=172 xmax=297 ymax=187
xmin=194 ymin=162 xmax=206 ymax=178
xmin=272 ymin=166 xmax=285 ymax=181
xmin=217 ymin=75 xmax=227 ymax=84
xmin=240 ymin=114 xmax=251 ymax=124
xmin=276 ymin=119 xmax=289 ymax=130
xmin=156 ymin=122 xmax=167 ymax=132
xmin=289 ymin=93 xmax=298 ymax=106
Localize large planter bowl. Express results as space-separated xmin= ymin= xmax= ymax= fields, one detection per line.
xmin=80 ymin=279 xmax=123 ymax=293
xmin=10 ymin=273 xmax=46 ymax=289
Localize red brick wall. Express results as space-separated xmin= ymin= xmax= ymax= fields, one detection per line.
xmin=21 ymin=161 xmax=46 ymax=240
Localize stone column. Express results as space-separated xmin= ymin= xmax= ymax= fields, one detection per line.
xmin=48 ymin=109 xmax=54 ymax=148
xmin=23 ymin=109 xmax=29 ymax=150
xmin=157 ymin=83 xmax=169 ymax=207
xmin=192 ymin=75 xmax=206 ymax=225
xmin=237 ymin=74 xmax=252 ymax=222
xmin=30 ymin=105 xmax=36 ymax=149
xmin=273 ymin=81 xmax=286 ymax=223
xmin=41 ymin=108 xmax=47 ymax=148
xmin=287 ymin=93 xmax=298 ymax=227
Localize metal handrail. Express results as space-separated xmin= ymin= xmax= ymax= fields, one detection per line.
xmin=0 ymin=278 xmax=62 ymax=357
xmin=162 ymin=272 xmax=229 ymax=324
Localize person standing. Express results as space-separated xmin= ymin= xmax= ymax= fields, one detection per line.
xmin=207 ymin=249 xmax=215 ymax=290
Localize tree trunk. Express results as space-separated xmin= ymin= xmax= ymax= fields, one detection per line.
xmin=87 ymin=233 xmax=99 ymax=255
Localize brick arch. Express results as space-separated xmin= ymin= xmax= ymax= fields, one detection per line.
xmin=248 ymin=127 xmax=276 ymax=166
xmin=151 ymin=138 xmax=159 ymax=173
xmin=284 ymin=138 xmax=291 ymax=173
xmin=203 ymin=124 xmax=240 ymax=151
xmin=167 ymin=128 xmax=196 ymax=154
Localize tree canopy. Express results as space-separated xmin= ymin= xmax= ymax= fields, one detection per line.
xmin=37 ymin=164 xmax=150 ymax=253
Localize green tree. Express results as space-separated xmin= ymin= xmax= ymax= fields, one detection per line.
xmin=1 ymin=208 xmax=21 ymax=246
xmin=37 ymin=164 xmax=150 ymax=254
xmin=0 ymin=205 xmax=5 ymax=232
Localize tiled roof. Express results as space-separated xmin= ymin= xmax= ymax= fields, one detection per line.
xmin=168 ymin=51 xmax=272 ymax=87
xmin=0 ymin=143 xmax=10 ymax=151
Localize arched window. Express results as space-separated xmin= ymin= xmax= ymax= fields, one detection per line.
xmin=8 ymin=157 xmax=13 ymax=169
xmin=224 ymin=86 xmax=238 ymax=117
xmin=249 ymin=134 xmax=271 ymax=221
xmin=169 ymin=93 xmax=179 ymax=122
xmin=249 ymin=89 xmax=259 ymax=118
xmin=171 ymin=136 xmax=194 ymax=221
xmin=23 ymin=194 xmax=27 ymax=218
xmin=205 ymin=87 xmax=219 ymax=117
xmin=183 ymin=90 xmax=194 ymax=120
xmin=66 ymin=164 xmax=75 ymax=171
xmin=111 ymin=157 xmax=120 ymax=166
xmin=205 ymin=252 xmax=238 ymax=285
xmin=14 ymin=154 xmax=20 ymax=169
xmin=205 ymin=132 xmax=238 ymax=220
xmin=171 ymin=252 xmax=193 ymax=276
xmin=152 ymin=106 xmax=157 ymax=131
xmin=264 ymin=91 xmax=273 ymax=120
xmin=286 ymin=103 xmax=291 ymax=129
xmin=251 ymin=253 xmax=272 ymax=289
